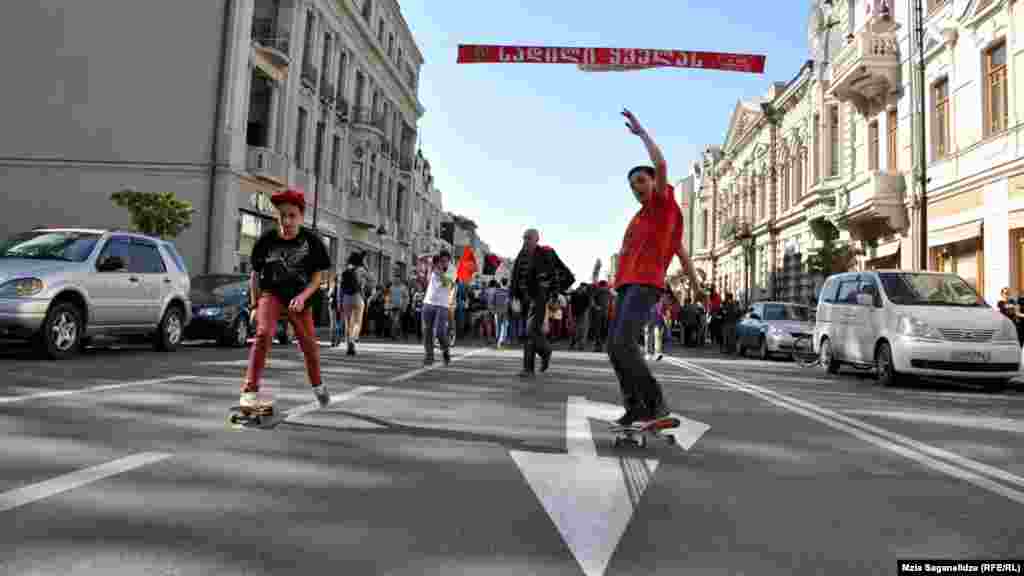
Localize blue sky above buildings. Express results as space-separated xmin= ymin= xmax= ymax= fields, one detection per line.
xmin=402 ymin=1 xmax=814 ymax=281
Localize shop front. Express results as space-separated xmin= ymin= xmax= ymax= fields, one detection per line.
xmin=929 ymin=221 xmax=984 ymax=292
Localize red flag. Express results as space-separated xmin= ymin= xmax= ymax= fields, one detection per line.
xmin=456 ymin=246 xmax=477 ymax=282
xmin=457 ymin=44 xmax=765 ymax=74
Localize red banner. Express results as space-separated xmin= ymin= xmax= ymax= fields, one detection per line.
xmin=457 ymin=44 xmax=765 ymax=74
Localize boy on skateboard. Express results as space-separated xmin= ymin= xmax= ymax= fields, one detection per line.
xmin=240 ymin=188 xmax=332 ymax=413
xmin=610 ymin=109 xmax=703 ymax=428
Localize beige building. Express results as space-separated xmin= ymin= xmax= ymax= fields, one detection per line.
xmin=691 ymin=0 xmax=1024 ymax=306
xmin=0 ymin=0 xmax=427 ymax=287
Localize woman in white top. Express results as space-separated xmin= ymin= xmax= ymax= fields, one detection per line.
xmin=422 ymin=250 xmax=454 ymax=366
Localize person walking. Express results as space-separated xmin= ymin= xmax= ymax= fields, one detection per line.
xmin=421 ymin=250 xmax=454 ymax=366
xmin=389 ymin=277 xmax=408 ymax=341
xmin=240 ymin=188 xmax=332 ymax=411
xmin=509 ymin=228 xmax=574 ymax=378
xmin=339 ymin=252 xmax=369 ymax=356
xmin=607 ymin=109 xmax=703 ymax=427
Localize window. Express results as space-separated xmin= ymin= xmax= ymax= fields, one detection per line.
xmin=793 ymin=152 xmax=803 ymax=204
xmin=984 ymin=40 xmax=1008 ymax=136
xmin=97 ymin=237 xmax=132 ymax=271
xmin=887 ymin=109 xmax=898 ymax=171
xmin=378 ymin=19 xmax=384 ymax=43
xmin=701 ymin=209 xmax=708 ymax=248
xmin=377 ymin=171 xmax=385 ymax=210
xmin=837 ymin=279 xmax=860 ymax=304
xmin=314 ymin=121 xmax=324 ymax=177
xmin=781 ymin=160 xmax=790 ymax=212
xmin=302 ymin=11 xmax=315 ymax=68
xmin=336 ymin=51 xmax=347 ymax=99
xmin=849 ymin=108 xmax=857 ymax=175
xmin=388 ymin=33 xmax=394 ymax=57
xmin=933 ymin=78 xmax=950 ymax=159
xmin=295 ymin=107 xmax=307 ymax=169
xmin=351 ymin=163 xmax=362 ymax=197
xmin=869 ymin=120 xmax=880 ymax=170
xmin=331 ymin=135 xmax=340 ymax=185
xmin=829 ymin=105 xmax=840 ymax=177
xmin=759 ymin=174 xmax=767 ymax=221
xmin=361 ymin=0 xmax=371 ymax=21
xmin=813 ymin=113 xmax=821 ymax=183
xmin=128 ymin=241 xmax=166 ymax=274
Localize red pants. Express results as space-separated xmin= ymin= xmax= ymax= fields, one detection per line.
xmin=243 ymin=293 xmax=321 ymax=392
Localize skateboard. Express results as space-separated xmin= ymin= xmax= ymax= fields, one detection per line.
xmin=228 ymin=404 xmax=283 ymax=429
xmin=608 ymin=416 xmax=682 ymax=448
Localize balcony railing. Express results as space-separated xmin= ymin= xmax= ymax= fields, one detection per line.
xmin=251 ymin=18 xmax=291 ymax=63
xmin=246 ymin=146 xmax=286 ymax=184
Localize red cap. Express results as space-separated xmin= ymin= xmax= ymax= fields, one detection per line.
xmin=270 ymin=188 xmax=306 ymax=211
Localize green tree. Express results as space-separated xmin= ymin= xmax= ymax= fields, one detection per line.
xmin=805 ymin=219 xmax=859 ymax=276
xmin=110 ymin=188 xmax=195 ymax=239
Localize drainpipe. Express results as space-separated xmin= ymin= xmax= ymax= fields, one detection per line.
xmin=206 ymin=0 xmax=233 ymax=274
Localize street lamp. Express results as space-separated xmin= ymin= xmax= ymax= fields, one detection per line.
xmin=376 ymin=224 xmax=387 ymax=284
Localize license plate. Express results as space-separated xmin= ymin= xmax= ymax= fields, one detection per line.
xmin=951 ymin=350 xmax=991 ymax=363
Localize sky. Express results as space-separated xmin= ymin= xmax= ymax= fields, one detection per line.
xmin=399 ymin=1 xmax=815 ymax=283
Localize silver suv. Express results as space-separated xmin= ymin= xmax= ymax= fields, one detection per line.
xmin=0 ymin=228 xmax=192 ymax=359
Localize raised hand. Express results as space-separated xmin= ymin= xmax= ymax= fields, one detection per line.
xmin=622 ymin=108 xmax=645 ymax=136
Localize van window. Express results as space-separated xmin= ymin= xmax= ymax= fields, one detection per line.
xmin=820 ymin=278 xmax=840 ymax=303
xmin=860 ymin=276 xmax=882 ymax=307
xmin=837 ymin=279 xmax=860 ymax=304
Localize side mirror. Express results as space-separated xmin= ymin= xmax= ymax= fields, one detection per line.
xmin=97 ymin=256 xmax=125 ymax=272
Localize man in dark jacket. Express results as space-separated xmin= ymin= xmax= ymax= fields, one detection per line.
xmin=509 ymin=228 xmax=573 ymax=378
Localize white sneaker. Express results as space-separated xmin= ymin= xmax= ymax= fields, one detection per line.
xmin=239 ymin=392 xmax=271 ymax=410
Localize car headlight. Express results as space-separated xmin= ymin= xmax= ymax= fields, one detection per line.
xmin=0 ymin=278 xmax=45 ymax=297
xmin=900 ymin=315 xmax=942 ymax=340
xmin=996 ymin=318 xmax=1019 ymax=343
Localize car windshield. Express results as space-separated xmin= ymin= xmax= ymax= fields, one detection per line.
xmin=0 ymin=231 xmax=100 ymax=262
xmin=878 ymin=272 xmax=986 ymax=307
xmin=191 ymin=276 xmax=245 ymax=295
xmin=762 ymin=304 xmax=814 ymax=322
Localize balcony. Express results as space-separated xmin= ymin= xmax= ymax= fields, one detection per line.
xmin=828 ymin=18 xmax=901 ymax=116
xmin=837 ymin=171 xmax=907 ymax=241
xmin=246 ymin=147 xmax=286 ymax=185
xmin=300 ymin=61 xmax=318 ymax=90
xmin=251 ymin=18 xmax=291 ymax=68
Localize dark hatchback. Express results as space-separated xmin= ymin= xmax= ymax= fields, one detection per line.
xmin=185 ymin=274 xmax=253 ymax=347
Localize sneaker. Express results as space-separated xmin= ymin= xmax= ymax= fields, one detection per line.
xmin=423 ymin=357 xmax=435 ymax=366
xmin=518 ymin=370 xmax=535 ymax=379
xmin=442 ymin=350 xmax=451 ymax=366
xmin=540 ymin=352 xmax=551 ymax=373
xmin=312 ymin=384 xmax=330 ymax=407
xmin=615 ymin=408 xmax=644 ymax=427
xmin=347 ymin=342 xmax=355 ymax=356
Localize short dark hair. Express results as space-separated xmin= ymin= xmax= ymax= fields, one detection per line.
xmin=438 ymin=249 xmax=451 ymax=260
xmin=501 ymin=277 xmax=508 ymax=286
xmin=628 ymin=165 xmax=656 ymax=181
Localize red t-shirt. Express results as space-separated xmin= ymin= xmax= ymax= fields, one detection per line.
xmin=614 ymin=185 xmax=682 ymax=290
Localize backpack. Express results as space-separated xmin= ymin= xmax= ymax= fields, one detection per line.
xmin=341 ymin=267 xmax=361 ymax=295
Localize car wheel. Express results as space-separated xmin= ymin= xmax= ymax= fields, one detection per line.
xmin=875 ymin=341 xmax=899 ymax=387
xmin=35 ymin=302 xmax=83 ymax=360
xmin=154 ymin=306 xmax=184 ymax=352
xmin=759 ymin=336 xmax=769 ymax=360
xmin=820 ymin=338 xmax=840 ymax=375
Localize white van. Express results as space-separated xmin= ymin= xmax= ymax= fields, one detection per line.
xmin=813 ymin=270 xmax=1021 ymax=389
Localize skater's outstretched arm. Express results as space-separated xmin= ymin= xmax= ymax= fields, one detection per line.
xmin=623 ymin=109 xmax=667 ymax=198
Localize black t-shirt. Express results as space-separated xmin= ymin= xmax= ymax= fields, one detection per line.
xmin=250 ymin=227 xmax=331 ymax=308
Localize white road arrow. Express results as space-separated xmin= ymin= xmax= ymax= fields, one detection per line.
xmin=510 ymin=396 xmax=710 ymax=576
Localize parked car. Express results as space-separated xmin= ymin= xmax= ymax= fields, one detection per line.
xmin=736 ymin=301 xmax=815 ymax=360
xmin=0 ymin=228 xmax=191 ymax=359
xmin=185 ymin=274 xmax=252 ymax=347
xmin=813 ymin=270 xmax=1021 ymax=389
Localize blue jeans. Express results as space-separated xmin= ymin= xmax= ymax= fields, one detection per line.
xmin=421 ymin=304 xmax=450 ymax=360
xmin=495 ymin=312 xmax=510 ymax=345
xmin=607 ymin=284 xmax=666 ymax=416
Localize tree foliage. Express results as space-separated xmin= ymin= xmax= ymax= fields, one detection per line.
xmin=805 ymin=219 xmax=859 ymax=276
xmin=110 ymin=189 xmax=195 ymax=239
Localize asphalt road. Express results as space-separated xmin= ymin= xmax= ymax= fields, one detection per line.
xmin=1 ymin=336 xmax=1022 ymax=575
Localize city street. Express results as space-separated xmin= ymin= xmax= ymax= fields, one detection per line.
xmin=1 ymin=339 xmax=1022 ymax=575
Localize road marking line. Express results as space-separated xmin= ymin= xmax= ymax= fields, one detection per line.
xmin=0 ymin=376 xmax=197 ymax=405
xmin=666 ymin=357 xmax=1024 ymax=505
xmin=386 ymin=348 xmax=486 ymax=383
xmin=0 ymin=452 xmax=172 ymax=513
xmin=285 ymin=385 xmax=381 ymax=419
